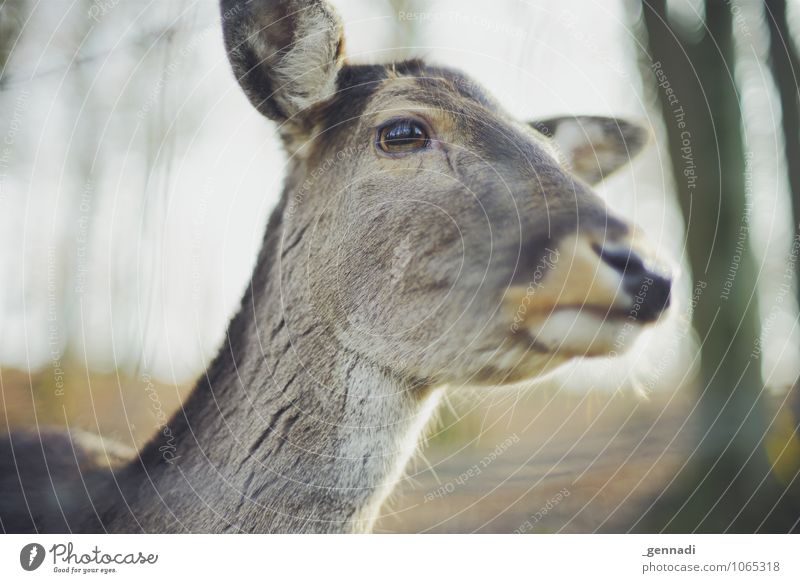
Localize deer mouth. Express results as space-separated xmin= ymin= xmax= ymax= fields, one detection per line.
xmin=504 ymin=230 xmax=673 ymax=357
xmin=548 ymin=302 xmax=667 ymax=325
xmin=518 ymin=307 xmax=647 ymax=358
xmin=507 ymin=296 xmax=670 ymax=359
xmin=507 ymin=228 xmax=673 ymax=324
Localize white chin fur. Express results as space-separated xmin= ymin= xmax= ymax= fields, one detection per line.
xmin=527 ymin=308 xmax=642 ymax=357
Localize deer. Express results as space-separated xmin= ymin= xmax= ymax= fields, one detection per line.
xmin=0 ymin=0 xmax=672 ymax=533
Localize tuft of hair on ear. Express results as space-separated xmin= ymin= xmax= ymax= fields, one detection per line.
xmin=220 ymin=0 xmax=345 ymax=124
xmin=530 ymin=116 xmax=651 ymax=185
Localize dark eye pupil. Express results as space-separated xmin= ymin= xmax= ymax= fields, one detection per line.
xmin=378 ymin=120 xmax=429 ymax=153
xmin=385 ymin=122 xmax=423 ymax=144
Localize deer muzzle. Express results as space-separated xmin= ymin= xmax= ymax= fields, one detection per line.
xmin=504 ymin=228 xmax=674 ymax=356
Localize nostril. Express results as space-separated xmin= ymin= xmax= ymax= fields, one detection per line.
xmin=630 ymin=273 xmax=672 ymax=322
xmin=593 ymin=243 xmax=645 ymax=276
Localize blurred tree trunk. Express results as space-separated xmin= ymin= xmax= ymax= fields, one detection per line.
xmin=0 ymin=0 xmax=27 ymax=84
xmin=766 ymin=0 xmax=800 ymax=239
xmin=635 ymin=0 xmax=797 ymax=531
xmin=765 ymin=0 xmax=800 ymax=508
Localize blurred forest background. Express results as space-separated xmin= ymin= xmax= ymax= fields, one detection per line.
xmin=1 ymin=0 xmax=800 ymax=532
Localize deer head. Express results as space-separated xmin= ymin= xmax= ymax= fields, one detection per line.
xmin=220 ymin=0 xmax=672 ymax=388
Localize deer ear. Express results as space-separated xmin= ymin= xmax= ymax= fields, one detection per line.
xmin=221 ymin=0 xmax=344 ymax=124
xmin=530 ymin=116 xmax=650 ymax=185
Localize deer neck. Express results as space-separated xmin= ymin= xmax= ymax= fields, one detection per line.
xmin=113 ymin=197 xmax=441 ymax=533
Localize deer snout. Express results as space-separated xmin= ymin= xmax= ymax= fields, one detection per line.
xmin=502 ymin=228 xmax=674 ymax=358
xmin=593 ymin=243 xmax=672 ymax=323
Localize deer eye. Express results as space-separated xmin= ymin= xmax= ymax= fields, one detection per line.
xmin=377 ymin=119 xmax=430 ymax=154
